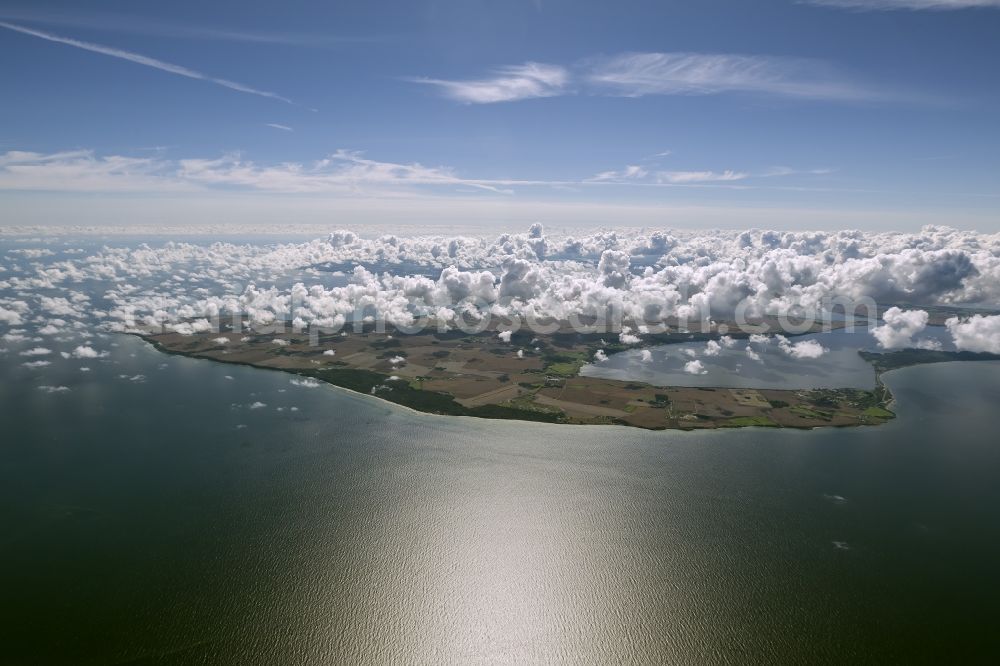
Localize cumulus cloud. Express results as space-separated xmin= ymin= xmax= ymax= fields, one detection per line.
xmin=946 ymin=315 xmax=1000 ymax=353
xmin=871 ymin=307 xmax=939 ymax=349
xmin=684 ymin=359 xmax=708 ymax=375
xmin=619 ymin=326 xmax=641 ymax=345
xmin=37 ymin=385 xmax=70 ymax=393
xmin=704 ymin=340 xmax=723 ymax=356
xmin=640 ymin=349 xmax=653 ymax=363
xmin=778 ymin=337 xmax=829 ymax=359
xmin=594 ymin=349 xmax=609 ymax=362
xmin=0 ymin=306 xmax=24 ymax=325
xmin=290 ymin=377 xmax=321 ymax=388
xmin=745 ymin=346 xmax=763 ymax=362
xmin=69 ymin=345 xmax=108 ymax=359
xmin=5 ymin=224 xmax=1000 ymax=355
xmin=19 ymin=347 xmax=52 ymax=356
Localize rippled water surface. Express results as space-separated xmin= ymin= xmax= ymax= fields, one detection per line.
xmin=3 ymin=328 xmax=1000 ymax=664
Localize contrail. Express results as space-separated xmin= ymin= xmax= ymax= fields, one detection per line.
xmin=0 ymin=21 xmax=295 ymax=105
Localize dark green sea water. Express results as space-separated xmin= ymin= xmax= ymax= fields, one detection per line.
xmin=2 ymin=335 xmax=1000 ymax=664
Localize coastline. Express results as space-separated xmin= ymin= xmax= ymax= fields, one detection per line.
xmin=131 ymin=326 xmax=906 ymax=431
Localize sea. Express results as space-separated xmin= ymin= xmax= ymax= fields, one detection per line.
xmin=2 ymin=237 xmax=1000 ymax=664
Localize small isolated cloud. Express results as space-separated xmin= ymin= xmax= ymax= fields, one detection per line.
xmin=37 ymin=385 xmax=70 ymax=393
xmin=640 ymin=349 xmax=653 ymax=363
xmin=684 ymin=359 xmax=708 ymax=375
xmin=619 ymin=327 xmax=641 ymax=345
xmin=657 ymin=170 xmax=748 ymax=184
xmin=23 ymin=360 xmax=51 ymax=368
xmin=265 ymin=123 xmax=293 ymax=132
xmin=703 ymin=340 xmax=723 ymax=356
xmin=871 ymin=307 xmax=939 ymax=349
xmin=69 ymin=345 xmax=108 ymax=358
xmin=248 ymin=401 xmax=267 ymax=409
xmin=322 ymin=349 xmax=336 ymax=356
xmin=745 ymin=346 xmax=763 ymax=362
xmin=778 ymin=337 xmax=828 ymax=359
xmin=290 ymin=377 xmax=321 ymax=388
xmin=20 ymin=346 xmax=52 ymax=356
xmin=497 ymin=330 xmax=513 ymax=343
xmin=412 ymin=62 xmax=569 ymax=103
xmin=946 ymin=314 xmax=1000 ymax=353
xmin=594 ymin=349 xmax=609 ymax=362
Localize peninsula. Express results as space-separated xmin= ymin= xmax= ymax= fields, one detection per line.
xmin=135 ymin=320 xmax=906 ymax=430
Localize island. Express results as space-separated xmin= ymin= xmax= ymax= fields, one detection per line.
xmin=132 ymin=318 xmax=912 ymax=430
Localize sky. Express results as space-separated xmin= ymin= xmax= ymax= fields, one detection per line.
xmin=1 ymin=0 xmax=999 ymax=230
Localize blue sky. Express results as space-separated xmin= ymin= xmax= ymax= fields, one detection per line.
xmin=1 ymin=0 xmax=999 ymax=230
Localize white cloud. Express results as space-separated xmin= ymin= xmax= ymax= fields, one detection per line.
xmin=0 ymin=147 xmax=840 ymax=198
xmin=0 ymin=306 xmax=24 ymax=325
xmin=657 ymin=170 xmax=748 ymax=184
xmin=585 ymin=52 xmax=881 ymax=101
xmin=20 ymin=346 xmax=52 ymax=356
xmin=7 ymin=224 xmax=1000 ymax=358
xmin=290 ymin=377 xmax=321 ymax=388
xmin=871 ymin=307 xmax=939 ymax=349
xmin=589 ymin=165 xmax=648 ymax=183
xmin=248 ymin=401 xmax=267 ymax=409
xmin=802 ymin=0 xmax=1000 ymax=10
xmin=745 ymin=346 xmax=763 ymax=362
xmin=416 ymin=52 xmax=887 ymax=105
xmin=778 ymin=338 xmax=829 ymax=359
xmin=594 ymin=349 xmax=609 ymax=362
xmin=70 ymin=345 xmax=108 ymax=358
xmin=22 ymin=360 xmax=51 ymax=368
xmin=37 ymin=384 xmax=70 ymax=393
xmin=0 ymin=21 xmax=295 ymax=105
xmin=619 ymin=327 xmax=641 ymax=345
xmin=640 ymin=349 xmax=653 ymax=363
xmin=946 ymin=315 xmax=1000 ymax=353
xmin=265 ymin=123 xmax=293 ymax=132
xmin=684 ymin=359 xmax=708 ymax=375
xmin=412 ymin=62 xmax=569 ymax=103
